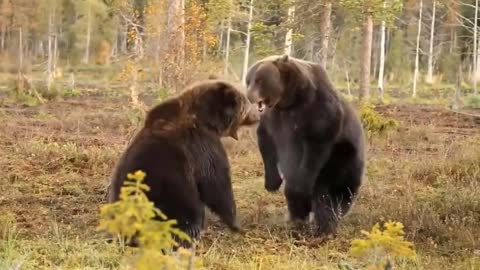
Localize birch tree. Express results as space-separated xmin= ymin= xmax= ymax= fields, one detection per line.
xmin=224 ymin=16 xmax=232 ymax=75
xmin=47 ymin=9 xmax=55 ymax=90
xmin=340 ymin=0 xmax=403 ymax=101
xmin=474 ymin=0 xmax=479 ymax=95
xmin=0 ymin=0 xmax=13 ymax=52
xmin=284 ymin=2 xmax=295 ymax=56
xmin=242 ymin=0 xmax=254 ymax=83
xmin=73 ymin=0 xmax=109 ymax=65
xmin=360 ymin=15 xmax=373 ymax=100
xmin=319 ymin=0 xmax=332 ymax=68
xmin=377 ymin=1 xmax=387 ymax=100
xmin=412 ymin=0 xmax=423 ymax=98
xmin=83 ymin=0 xmax=93 ymax=64
xmin=161 ymin=0 xmax=185 ymax=89
xmin=426 ymin=0 xmax=436 ymax=85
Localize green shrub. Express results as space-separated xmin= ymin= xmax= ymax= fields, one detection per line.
xmin=98 ymin=170 xmax=203 ymax=270
xmin=347 ymin=221 xmax=417 ymax=270
xmin=359 ymin=103 xmax=399 ymax=139
xmin=464 ymin=95 xmax=480 ymax=109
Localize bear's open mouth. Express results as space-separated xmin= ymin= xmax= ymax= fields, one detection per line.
xmin=257 ymin=101 xmax=266 ymax=113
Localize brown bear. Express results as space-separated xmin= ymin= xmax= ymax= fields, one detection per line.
xmin=245 ymin=55 xmax=365 ymax=236
xmin=107 ymin=79 xmax=259 ymax=247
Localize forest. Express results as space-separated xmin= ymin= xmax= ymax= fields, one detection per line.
xmin=0 ymin=0 xmax=479 ymax=269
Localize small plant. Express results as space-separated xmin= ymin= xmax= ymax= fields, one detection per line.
xmin=6 ymin=76 xmax=43 ymax=106
xmin=359 ymin=103 xmax=399 ymax=139
xmin=156 ymin=87 xmax=171 ymax=103
xmin=63 ymin=87 xmax=82 ymax=98
xmin=127 ymin=107 xmax=145 ymax=126
xmin=98 ymin=170 xmax=202 ymax=270
xmin=464 ymin=95 xmax=480 ymax=109
xmin=348 ymin=221 xmax=417 ymax=270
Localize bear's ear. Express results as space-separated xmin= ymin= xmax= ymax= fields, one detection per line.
xmin=195 ymin=82 xmax=239 ymax=136
xmin=279 ymin=54 xmax=289 ymax=62
xmin=145 ymin=98 xmax=181 ymax=128
xmin=273 ymin=56 xmax=312 ymax=106
xmin=216 ymin=82 xmax=239 ymax=127
xmin=216 ymin=82 xmax=241 ymax=139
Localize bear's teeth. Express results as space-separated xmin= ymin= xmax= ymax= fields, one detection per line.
xmin=258 ymin=101 xmax=265 ymax=112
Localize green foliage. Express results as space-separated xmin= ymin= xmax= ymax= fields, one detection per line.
xmin=385 ymin=30 xmax=412 ymax=85
xmin=37 ymin=82 xmax=61 ymax=100
xmin=63 ymin=87 xmax=83 ymax=98
xmin=6 ymin=77 xmax=42 ymax=107
xmin=0 ymin=212 xmax=19 ymax=269
xmin=251 ymin=22 xmax=278 ymax=57
xmin=155 ymin=87 xmax=171 ymax=103
xmin=9 ymin=91 xmax=40 ymax=107
xmin=339 ymin=0 xmax=403 ymax=24
xmin=127 ymin=107 xmax=144 ymax=126
xmin=206 ymin=0 xmax=232 ymax=24
xmin=70 ymin=0 xmax=112 ymax=62
xmin=349 ymin=221 xmax=417 ymax=270
xmin=0 ymin=211 xmax=16 ymax=241
xmin=438 ymin=53 xmax=461 ymax=84
xmin=464 ymin=95 xmax=480 ymax=109
xmin=359 ymin=103 xmax=399 ymax=138
xmin=98 ymin=170 xmax=202 ymax=270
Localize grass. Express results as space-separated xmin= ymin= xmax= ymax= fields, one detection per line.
xmin=0 ymin=78 xmax=480 ymax=269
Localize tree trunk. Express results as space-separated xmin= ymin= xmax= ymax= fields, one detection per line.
xmin=47 ymin=12 xmax=54 ymax=90
xmin=378 ymin=3 xmax=386 ymax=100
xmin=83 ymin=0 xmax=92 ymax=64
xmin=179 ymin=0 xmax=185 ymax=67
xmin=344 ymin=60 xmax=352 ymax=97
xmin=426 ymin=0 xmax=436 ymax=84
xmin=70 ymin=72 xmax=75 ymax=90
xmin=319 ymin=0 xmax=332 ymax=68
xmin=475 ymin=0 xmax=479 ymax=95
xmin=412 ymin=0 xmax=423 ymax=97
xmin=111 ymin=24 xmax=119 ymax=59
xmin=218 ymin=20 xmax=224 ymax=56
xmin=224 ymin=14 xmax=232 ymax=76
xmin=167 ymin=0 xmax=185 ymax=86
xmin=202 ymin=38 xmax=207 ymax=61
xmin=120 ymin=23 xmax=128 ymax=54
xmin=372 ymin=28 xmax=378 ymax=81
xmin=307 ymin=39 xmax=314 ymax=61
xmin=242 ymin=0 xmax=254 ymax=83
xmin=284 ymin=4 xmax=295 ymax=56
xmin=18 ymin=27 xmax=23 ymax=74
xmin=360 ymin=15 xmax=373 ymax=101
xmin=53 ymin=31 xmax=58 ymax=73
xmin=450 ymin=27 xmax=455 ymax=54
xmin=0 ymin=25 xmax=5 ymax=51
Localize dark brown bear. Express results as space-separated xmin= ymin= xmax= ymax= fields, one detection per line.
xmin=108 ymin=79 xmax=259 ymax=247
xmin=246 ymin=55 xmax=365 ymax=236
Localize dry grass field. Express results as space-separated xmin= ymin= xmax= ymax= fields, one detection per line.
xmin=0 ymin=86 xmax=479 ymax=269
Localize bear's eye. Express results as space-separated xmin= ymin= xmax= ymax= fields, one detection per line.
xmin=255 ymin=78 xmax=263 ymax=84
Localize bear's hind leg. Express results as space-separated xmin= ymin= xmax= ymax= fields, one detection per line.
xmin=284 ymin=185 xmax=312 ymax=223
xmin=312 ymin=169 xmax=362 ymax=236
xmin=172 ymin=205 xmax=205 ymax=249
xmin=312 ymin=189 xmax=340 ymax=236
xmin=198 ymin=176 xmax=240 ymax=232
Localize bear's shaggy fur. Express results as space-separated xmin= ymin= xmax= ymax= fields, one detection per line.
xmin=246 ymin=55 xmax=365 ymax=236
xmin=108 ymin=79 xmax=259 ymax=246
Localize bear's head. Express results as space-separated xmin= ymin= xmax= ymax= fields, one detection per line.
xmin=189 ymin=79 xmax=259 ymax=140
xmin=245 ymin=55 xmax=314 ymax=112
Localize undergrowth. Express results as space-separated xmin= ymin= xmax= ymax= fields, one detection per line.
xmin=98 ymin=170 xmax=202 ymax=270
xmin=359 ymin=103 xmax=399 ymax=139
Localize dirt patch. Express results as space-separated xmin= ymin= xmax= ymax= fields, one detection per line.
xmin=375 ymin=104 xmax=480 ymax=136
xmin=1 ymin=95 xmax=479 ymax=269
